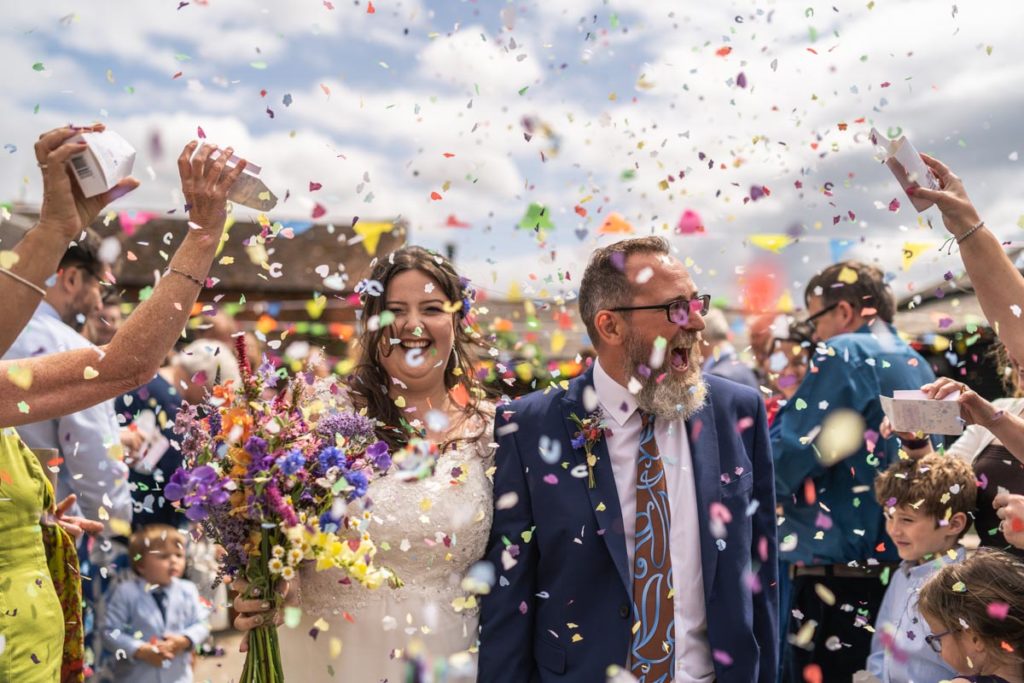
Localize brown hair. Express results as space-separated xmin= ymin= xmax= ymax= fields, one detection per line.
xmin=578 ymin=236 xmax=671 ymax=345
xmin=346 ymin=246 xmax=490 ymax=450
xmin=129 ymin=524 xmax=186 ymax=569
xmin=990 ymin=340 xmax=1024 ymax=398
xmin=875 ymin=453 xmax=977 ymax=531
xmin=804 ymin=260 xmax=895 ymax=323
xmin=918 ymin=549 xmax=1024 ymax=668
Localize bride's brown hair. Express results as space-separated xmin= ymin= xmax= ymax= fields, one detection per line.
xmin=346 ymin=246 xmax=491 ymax=450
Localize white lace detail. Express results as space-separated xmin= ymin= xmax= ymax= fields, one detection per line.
xmin=297 ymin=411 xmax=495 ymax=620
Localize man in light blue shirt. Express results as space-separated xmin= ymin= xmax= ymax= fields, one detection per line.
xmin=773 ymin=261 xmax=937 ymax=682
xmin=2 ymin=237 xmax=133 ymax=530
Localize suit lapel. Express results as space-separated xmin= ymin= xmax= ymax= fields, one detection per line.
xmin=561 ymin=370 xmax=632 ymax=596
xmin=687 ymin=393 xmax=721 ymax=604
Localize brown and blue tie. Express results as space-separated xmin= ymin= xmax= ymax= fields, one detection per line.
xmin=630 ymin=411 xmax=675 ymax=682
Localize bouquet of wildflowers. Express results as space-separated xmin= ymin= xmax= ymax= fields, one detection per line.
xmin=166 ymin=339 xmax=398 ymax=682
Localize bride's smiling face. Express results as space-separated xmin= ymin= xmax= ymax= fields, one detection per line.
xmin=378 ymin=268 xmax=456 ymax=389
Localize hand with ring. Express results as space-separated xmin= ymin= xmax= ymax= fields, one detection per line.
xmin=229 ymin=575 xmax=295 ymax=653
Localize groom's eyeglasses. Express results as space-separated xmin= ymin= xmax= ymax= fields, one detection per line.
xmin=609 ymin=294 xmax=711 ymax=325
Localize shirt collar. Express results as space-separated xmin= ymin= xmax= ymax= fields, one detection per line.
xmin=35 ymin=300 xmax=62 ymax=323
xmin=900 ymin=545 xmax=966 ymax=579
xmin=593 ymin=357 xmax=638 ymax=428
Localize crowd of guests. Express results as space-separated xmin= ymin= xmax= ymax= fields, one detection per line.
xmin=2 ymin=125 xmax=1024 ymax=683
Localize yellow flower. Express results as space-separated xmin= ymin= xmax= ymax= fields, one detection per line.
xmin=268 ymin=558 xmax=284 ymax=574
xmin=287 ymin=549 xmax=304 ymax=566
xmin=281 ymin=566 xmax=295 ymax=581
xmin=272 ymin=545 xmax=285 ymax=558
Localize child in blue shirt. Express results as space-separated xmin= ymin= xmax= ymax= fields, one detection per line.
xmin=866 ymin=453 xmax=977 ymax=682
xmin=101 ymin=524 xmax=210 ymax=683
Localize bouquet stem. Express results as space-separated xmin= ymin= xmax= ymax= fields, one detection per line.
xmin=239 ymin=527 xmax=285 ymax=682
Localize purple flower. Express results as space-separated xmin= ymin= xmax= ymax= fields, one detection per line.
xmin=256 ymin=355 xmax=279 ymax=389
xmin=571 ymin=434 xmax=587 ymax=450
xmin=316 ymin=411 xmax=375 ymax=441
xmin=277 ymin=449 xmax=305 ymax=476
xmin=164 ymin=465 xmax=229 ymax=522
xmin=366 ymin=441 xmax=391 ymax=471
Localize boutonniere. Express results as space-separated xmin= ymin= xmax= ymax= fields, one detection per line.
xmin=569 ymin=410 xmax=610 ymax=489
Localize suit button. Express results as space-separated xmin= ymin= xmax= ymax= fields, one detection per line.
xmin=619 ymin=604 xmax=630 ymax=618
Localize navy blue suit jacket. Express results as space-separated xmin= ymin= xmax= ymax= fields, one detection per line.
xmin=478 ymin=368 xmax=778 ymax=682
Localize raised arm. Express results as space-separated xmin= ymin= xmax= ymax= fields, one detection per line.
xmin=0 ymin=124 xmax=139 ymax=355
xmin=911 ymin=154 xmax=1024 ymax=362
xmin=0 ymin=141 xmax=248 ymax=427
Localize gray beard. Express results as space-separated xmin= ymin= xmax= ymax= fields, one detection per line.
xmin=625 ymin=331 xmax=708 ymax=421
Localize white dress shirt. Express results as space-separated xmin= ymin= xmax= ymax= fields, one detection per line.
xmin=3 ymin=301 xmax=132 ymax=531
xmin=594 ymin=359 xmax=713 ymax=683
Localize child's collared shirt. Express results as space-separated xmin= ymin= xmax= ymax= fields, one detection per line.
xmin=101 ymin=574 xmax=210 ymax=683
xmin=866 ymin=546 xmax=965 ymax=683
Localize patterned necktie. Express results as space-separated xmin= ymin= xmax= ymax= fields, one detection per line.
xmin=152 ymin=587 xmax=168 ymax=623
xmin=630 ymin=411 xmax=675 ymax=682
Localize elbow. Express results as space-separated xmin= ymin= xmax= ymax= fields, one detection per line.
xmin=102 ymin=343 xmax=161 ymax=392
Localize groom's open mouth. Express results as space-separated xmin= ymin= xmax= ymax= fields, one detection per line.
xmin=669 ymin=345 xmax=692 ymax=373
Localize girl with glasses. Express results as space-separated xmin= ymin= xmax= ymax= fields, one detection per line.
xmin=917 ymin=549 xmax=1024 ymax=683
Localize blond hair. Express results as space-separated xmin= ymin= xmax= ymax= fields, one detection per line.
xmin=874 ymin=453 xmax=977 ymax=532
xmin=129 ymin=524 xmax=186 ymax=570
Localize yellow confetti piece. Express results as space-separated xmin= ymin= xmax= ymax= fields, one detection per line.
xmin=329 ymin=637 xmax=342 ymax=658
xmin=837 ymin=266 xmax=859 ymax=284
xmin=952 ymin=581 xmax=967 ymax=593
xmin=83 ymin=366 xmax=99 ymax=380
xmin=394 ymin=395 xmax=406 ymax=409
xmin=98 ymin=506 xmax=110 ymax=521
xmin=7 ymin=365 xmax=32 ymax=390
xmin=595 ymin=502 xmax=607 ymax=512
xmin=814 ymin=583 xmax=836 ymax=606
xmin=313 ymin=617 xmax=330 ymax=631
xmin=0 ymin=250 xmax=20 ymax=269
xmin=571 ymin=633 xmax=583 ymax=642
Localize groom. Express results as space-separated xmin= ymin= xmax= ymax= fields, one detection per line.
xmin=479 ymin=237 xmax=778 ymax=682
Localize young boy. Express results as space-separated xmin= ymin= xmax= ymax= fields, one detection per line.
xmin=865 ymin=453 xmax=978 ymax=683
xmin=101 ymin=524 xmax=210 ymax=683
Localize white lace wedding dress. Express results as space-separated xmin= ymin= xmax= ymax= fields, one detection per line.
xmin=279 ymin=412 xmax=495 ymax=682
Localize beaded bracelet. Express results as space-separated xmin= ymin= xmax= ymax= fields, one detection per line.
xmin=166 ymin=267 xmax=205 ymax=288
xmin=956 ymin=220 xmax=985 ymax=244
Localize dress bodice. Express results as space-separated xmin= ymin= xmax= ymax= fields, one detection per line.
xmin=298 ymin=414 xmax=495 ymax=618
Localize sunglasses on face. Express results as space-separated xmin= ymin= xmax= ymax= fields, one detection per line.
xmin=609 ymin=294 xmax=712 ymax=325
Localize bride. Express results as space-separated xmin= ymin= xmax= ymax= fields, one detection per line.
xmin=234 ymin=246 xmax=495 ymax=681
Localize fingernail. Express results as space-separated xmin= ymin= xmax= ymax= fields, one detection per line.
xmin=906 ymin=187 xmax=915 ymax=195
xmin=260 ymin=601 xmax=270 ymax=609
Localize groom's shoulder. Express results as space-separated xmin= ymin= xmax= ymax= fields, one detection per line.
xmin=704 ymin=372 xmax=762 ymax=416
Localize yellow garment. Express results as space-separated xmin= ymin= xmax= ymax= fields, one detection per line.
xmin=0 ymin=429 xmax=64 ymax=682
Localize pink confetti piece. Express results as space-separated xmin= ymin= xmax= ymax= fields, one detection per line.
xmin=987 ymin=602 xmax=1010 ymax=620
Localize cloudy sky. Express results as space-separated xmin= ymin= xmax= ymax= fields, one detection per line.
xmin=3 ymin=0 xmax=1023 ymax=320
